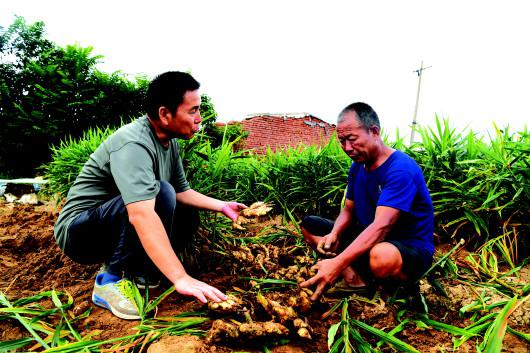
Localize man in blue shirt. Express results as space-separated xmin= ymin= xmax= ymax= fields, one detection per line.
xmin=300 ymin=102 xmax=434 ymax=301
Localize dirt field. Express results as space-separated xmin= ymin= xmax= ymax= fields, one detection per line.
xmin=0 ymin=202 xmax=528 ymax=352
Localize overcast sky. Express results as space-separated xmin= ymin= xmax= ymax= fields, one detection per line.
xmin=1 ymin=0 xmax=529 ymax=137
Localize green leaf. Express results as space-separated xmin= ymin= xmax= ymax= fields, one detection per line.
xmin=0 ymin=291 xmax=50 ymax=349
xmin=352 ymin=319 xmax=420 ymax=353
xmin=144 ymin=286 xmax=175 ymax=315
xmin=507 ymin=326 xmax=530 ymax=342
xmin=376 ymin=319 xmax=410 ymax=348
xmin=328 ymin=335 xmax=345 ymax=353
xmin=0 ymin=337 xmax=35 ymax=352
xmin=327 ymin=322 xmax=341 ymax=349
xmin=483 ymin=296 xmax=520 ymax=353
xmin=51 ymin=289 xmax=62 ymax=308
xmin=419 ymin=318 xmax=475 ymax=337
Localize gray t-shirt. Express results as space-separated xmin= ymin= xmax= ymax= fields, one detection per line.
xmin=54 ymin=116 xmax=190 ymax=250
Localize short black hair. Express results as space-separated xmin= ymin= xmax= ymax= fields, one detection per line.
xmin=146 ymin=71 xmax=200 ymax=120
xmin=338 ymin=102 xmax=380 ymax=130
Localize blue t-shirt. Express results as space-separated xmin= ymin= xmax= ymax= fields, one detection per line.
xmin=346 ymin=150 xmax=434 ymax=255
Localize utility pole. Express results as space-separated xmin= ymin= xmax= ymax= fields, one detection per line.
xmin=410 ymin=61 xmax=431 ymax=144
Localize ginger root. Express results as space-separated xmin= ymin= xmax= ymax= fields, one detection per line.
xmin=208 ymin=319 xmax=240 ymax=342
xmin=232 ymin=201 xmax=273 ymax=230
xmin=242 ymin=202 xmax=273 ymax=217
xmin=208 ymin=294 xmax=245 ymax=314
xmin=239 ymin=321 xmax=290 ymax=337
xmin=208 ymin=319 xmax=289 ymax=343
xmin=257 ymin=292 xmax=297 ymax=324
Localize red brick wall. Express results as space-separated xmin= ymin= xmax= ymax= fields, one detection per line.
xmin=232 ymin=115 xmax=336 ymax=154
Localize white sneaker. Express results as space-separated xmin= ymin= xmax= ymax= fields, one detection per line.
xmin=92 ymin=274 xmax=141 ymax=320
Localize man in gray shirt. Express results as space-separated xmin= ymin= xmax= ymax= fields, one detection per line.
xmin=54 ymin=71 xmax=245 ymax=320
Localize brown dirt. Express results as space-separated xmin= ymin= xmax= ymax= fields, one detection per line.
xmin=0 ymin=202 xmax=528 ymax=352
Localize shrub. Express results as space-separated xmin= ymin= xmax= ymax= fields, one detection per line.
xmin=42 ymin=126 xmax=116 ymax=198
xmin=0 ymin=17 xmax=146 ymax=177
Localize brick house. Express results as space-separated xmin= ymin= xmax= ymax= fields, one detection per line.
xmin=220 ymin=113 xmax=336 ymax=154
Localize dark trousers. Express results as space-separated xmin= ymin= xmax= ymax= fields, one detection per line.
xmin=64 ymin=181 xmax=199 ymax=277
xmin=300 ymin=215 xmax=373 ymax=280
xmin=300 ymin=215 xmax=433 ymax=281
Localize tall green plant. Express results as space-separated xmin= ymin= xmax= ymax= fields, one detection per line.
xmin=42 ymin=126 xmax=116 ymax=197
xmin=43 ymin=114 xmax=529 ymax=257
xmin=410 ymin=117 xmax=529 ymax=253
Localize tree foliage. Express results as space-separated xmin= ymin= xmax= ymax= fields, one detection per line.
xmin=0 ymin=16 xmax=148 ymax=177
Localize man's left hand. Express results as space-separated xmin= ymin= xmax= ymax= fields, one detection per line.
xmin=299 ymin=257 xmax=344 ymax=301
xmin=221 ymin=202 xmax=247 ymax=222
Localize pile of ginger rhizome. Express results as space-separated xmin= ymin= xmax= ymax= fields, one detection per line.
xmin=198 ymin=201 xmax=324 ymax=346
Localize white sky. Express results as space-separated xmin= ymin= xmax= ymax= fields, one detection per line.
xmin=1 ymin=0 xmax=529 ymax=137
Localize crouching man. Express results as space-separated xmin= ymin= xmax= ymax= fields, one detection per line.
xmin=300 ymin=102 xmax=434 ymax=301
xmin=54 ymin=71 xmax=246 ymax=319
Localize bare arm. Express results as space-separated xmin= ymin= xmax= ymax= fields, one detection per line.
xmin=175 ymin=189 xmax=246 ymax=221
xmin=316 ymin=199 xmax=355 ymax=255
xmin=175 ymin=189 xmax=225 ymax=211
xmin=329 ymin=199 xmax=355 ymax=238
xmin=126 ymin=198 xmax=226 ymax=303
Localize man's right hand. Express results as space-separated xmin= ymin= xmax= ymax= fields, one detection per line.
xmin=173 ymin=274 xmax=227 ymax=304
xmin=316 ymin=232 xmax=339 ymax=257
xmin=300 ymin=256 xmax=344 ymax=301
xmin=221 ymin=201 xmax=247 ymax=222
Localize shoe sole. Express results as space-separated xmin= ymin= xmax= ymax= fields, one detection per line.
xmin=91 ymin=293 xmax=141 ymax=320
xmin=136 ymin=282 xmax=160 ymax=290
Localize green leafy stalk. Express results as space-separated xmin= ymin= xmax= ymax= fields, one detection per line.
xmin=421 ymin=238 xmax=465 ymax=279
xmin=352 ymin=319 xmax=420 ymax=353
xmin=0 ymin=291 xmax=50 ymax=349
xmin=0 ymin=337 xmax=36 ymax=352
xmin=482 ymin=294 xmax=528 ymax=353
xmin=506 ymin=326 xmax=530 ymax=342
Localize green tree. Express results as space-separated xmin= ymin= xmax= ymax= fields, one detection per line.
xmin=0 ymin=17 xmax=147 ymax=177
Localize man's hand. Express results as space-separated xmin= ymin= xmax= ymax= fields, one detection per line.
xmin=316 ymin=232 xmax=339 ymax=257
xmin=173 ymin=274 xmax=227 ymax=304
xmin=221 ymin=202 xmax=247 ymax=222
xmin=299 ymin=257 xmax=344 ymax=301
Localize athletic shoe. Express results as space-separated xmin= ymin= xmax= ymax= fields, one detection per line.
xmin=134 ymin=275 xmax=161 ymax=289
xmin=92 ymin=274 xmax=141 ymax=320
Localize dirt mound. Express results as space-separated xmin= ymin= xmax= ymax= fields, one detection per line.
xmin=0 ymin=203 xmax=136 ymax=343
xmin=0 ymin=204 xmax=98 ymax=295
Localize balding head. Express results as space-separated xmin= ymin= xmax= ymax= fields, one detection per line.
xmin=338 ymin=102 xmax=380 ymax=131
